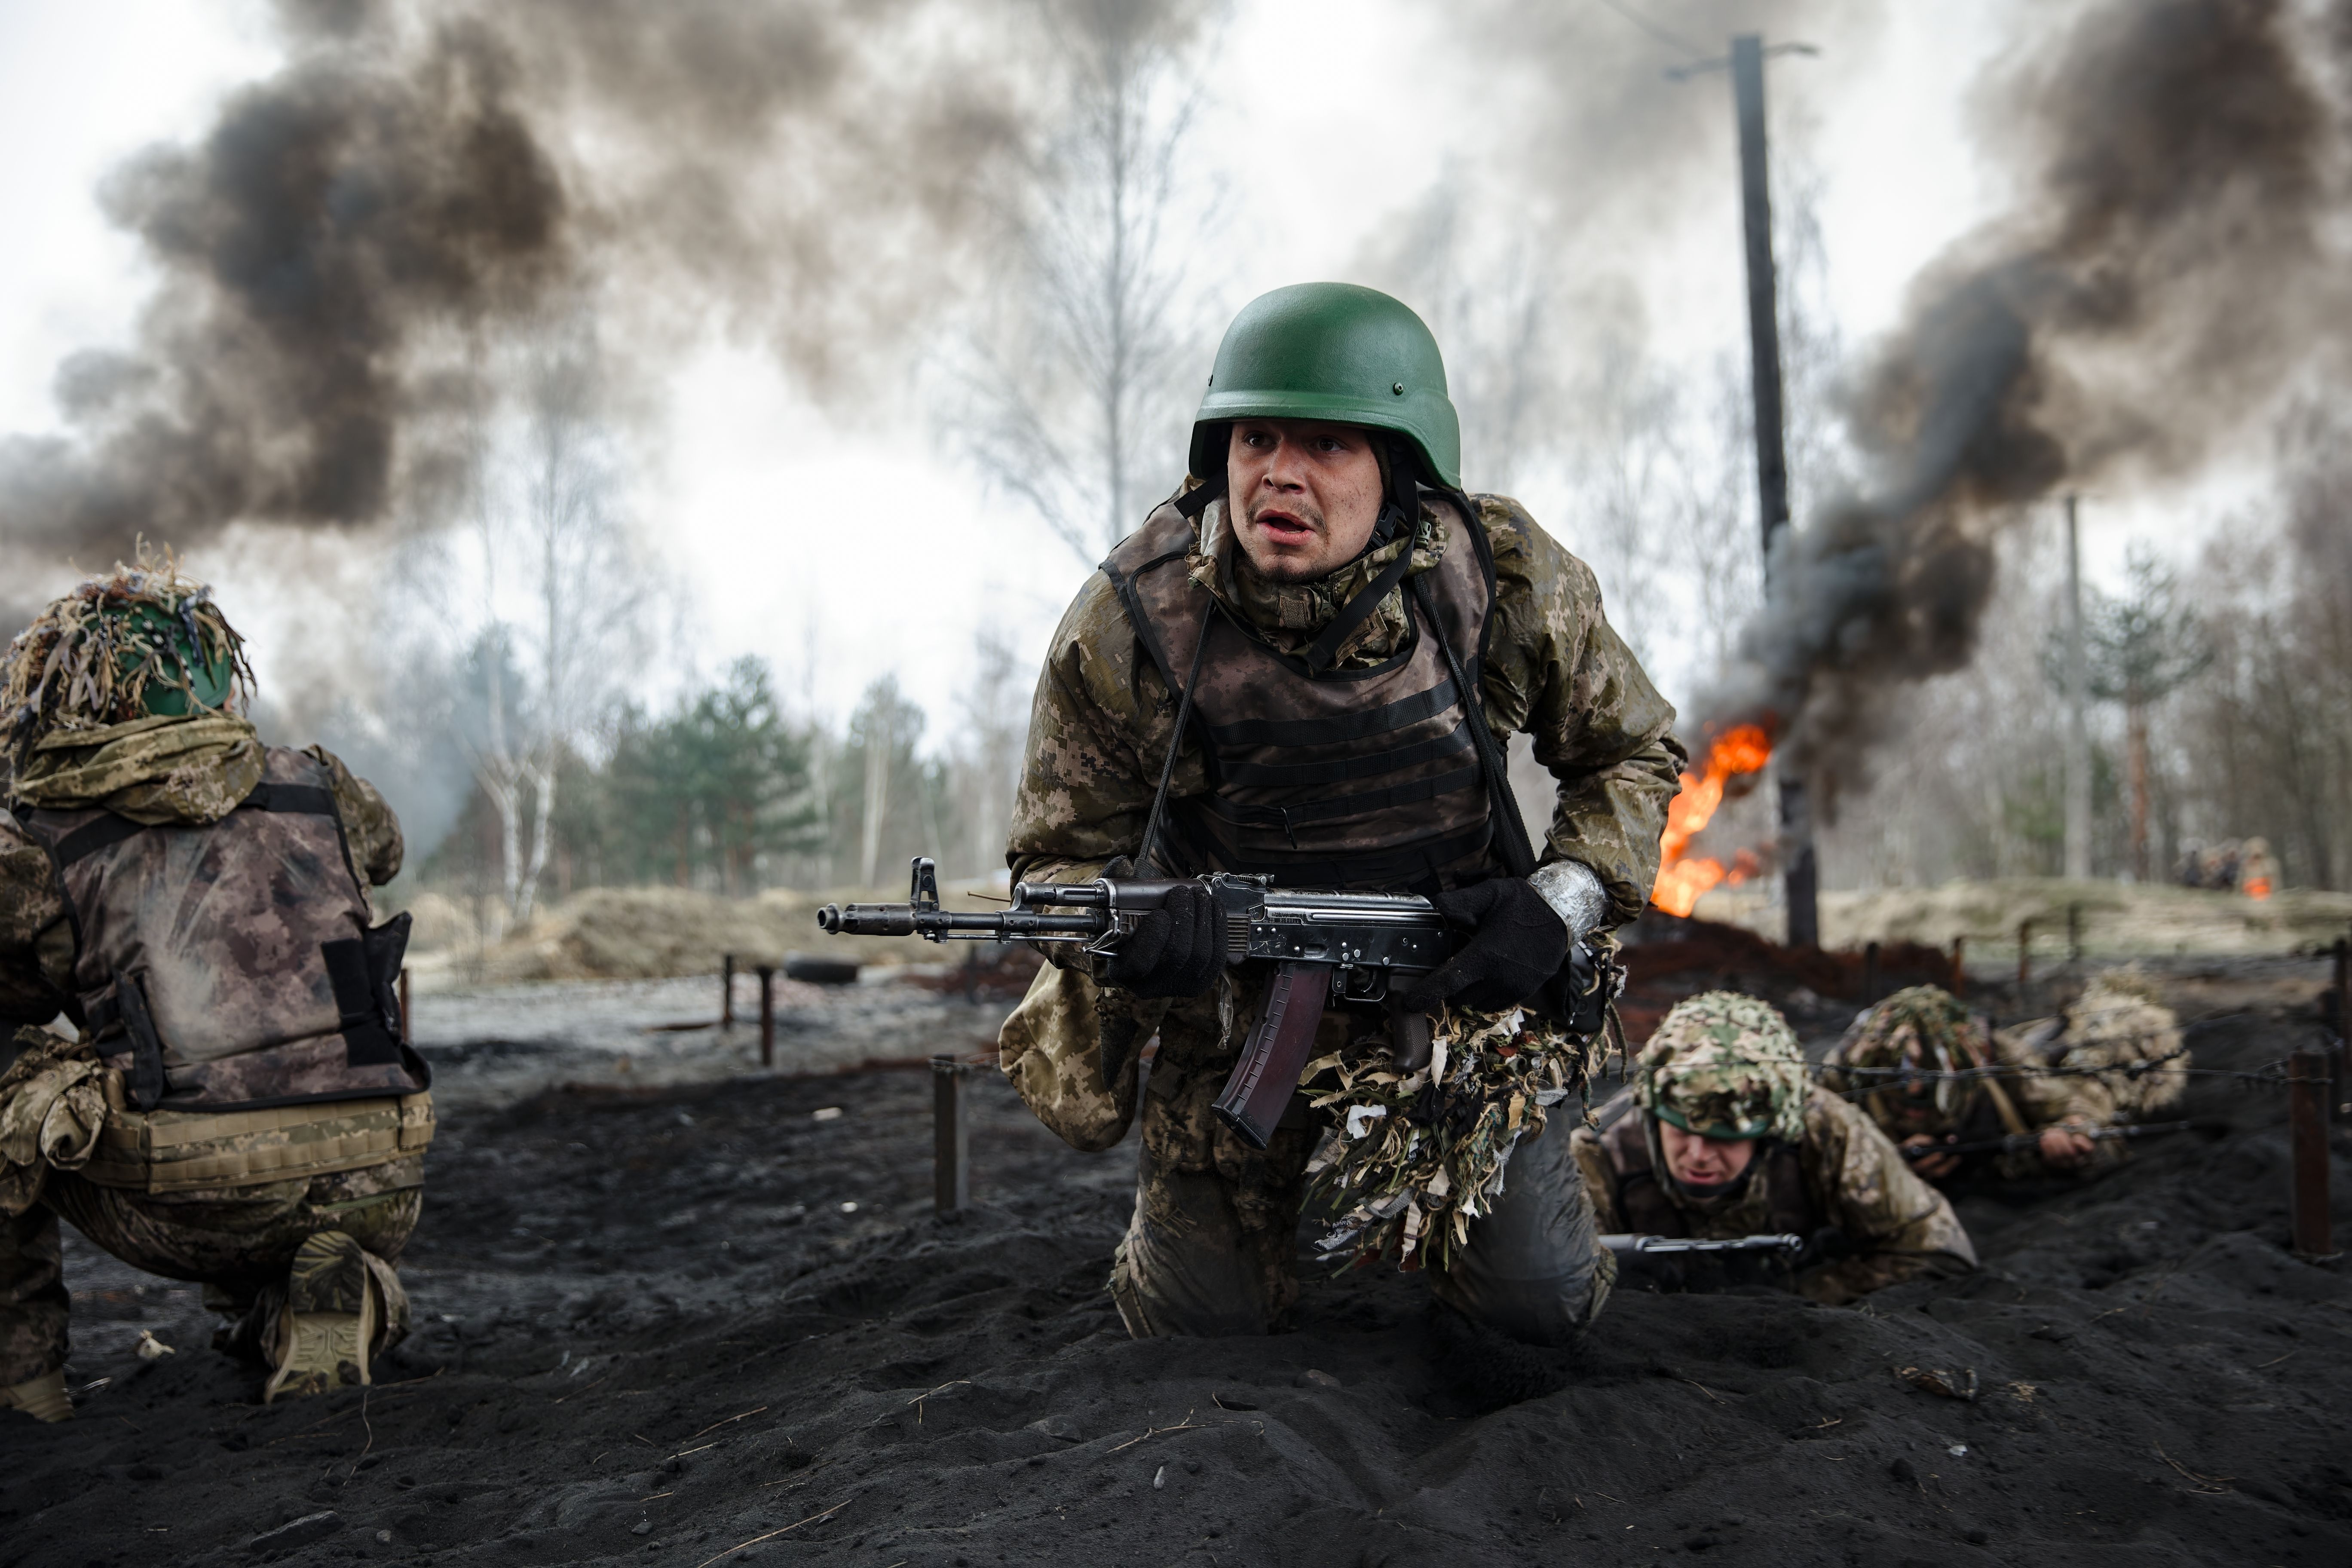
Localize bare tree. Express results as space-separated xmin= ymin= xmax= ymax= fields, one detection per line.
xmin=957 ymin=0 xmax=1217 ymax=565
xmin=456 ymin=317 xmax=654 ymax=925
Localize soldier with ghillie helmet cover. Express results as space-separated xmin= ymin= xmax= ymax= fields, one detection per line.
xmin=0 ymin=554 xmax=427 ymax=1423
xmin=1821 ymin=983 xmax=2124 ymax=1182
xmin=1569 ymin=992 xmax=1976 ymax=1304
xmin=998 ymin=282 xmax=1684 ymax=1344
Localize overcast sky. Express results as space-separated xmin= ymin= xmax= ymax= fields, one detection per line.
xmin=4 ymin=0 xmax=2204 ymax=741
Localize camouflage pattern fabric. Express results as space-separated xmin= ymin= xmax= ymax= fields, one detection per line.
xmin=1571 ymin=1086 xmax=1977 ymax=1306
xmin=1109 ymin=981 xmax=1323 ymax=1335
xmin=0 ymin=1029 xmax=107 ymax=1216
xmin=0 ymin=737 xmax=401 ymax=1029
xmin=0 ymin=1155 xmax=419 ymax=1384
xmin=12 ymin=714 xmax=264 ymax=826
xmin=1006 ymin=490 xmax=1685 ymax=931
xmin=0 ymin=553 xmax=255 ymax=769
xmin=1634 ymin=991 xmax=1810 ymax=1142
xmin=2051 ymin=967 xmax=2186 ymax=1120
xmin=1819 ymin=984 xmax=1998 ymax=1143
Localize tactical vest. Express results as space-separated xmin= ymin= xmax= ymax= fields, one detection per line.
xmin=1103 ymin=496 xmax=1504 ymax=893
xmin=1599 ymin=1106 xmax=1822 ymax=1241
xmin=19 ymin=747 xmax=423 ymax=1113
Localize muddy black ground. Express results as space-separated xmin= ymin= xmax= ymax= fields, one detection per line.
xmin=5 ymin=959 xmax=2351 ymax=1567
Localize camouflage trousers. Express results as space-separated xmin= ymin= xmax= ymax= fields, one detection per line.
xmin=0 ymin=1157 xmax=420 ymax=1384
xmin=1109 ymin=1002 xmax=1611 ymax=1347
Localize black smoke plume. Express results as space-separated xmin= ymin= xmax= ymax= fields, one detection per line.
xmin=1704 ymin=0 xmax=2352 ymax=785
xmin=0 ymin=0 xmax=1033 ymax=564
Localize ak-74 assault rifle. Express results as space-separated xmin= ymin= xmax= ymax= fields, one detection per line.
xmin=817 ymin=856 xmax=1612 ymax=1151
xmin=1896 ymin=1117 xmax=2226 ymax=1162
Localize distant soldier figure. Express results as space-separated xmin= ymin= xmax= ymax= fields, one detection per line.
xmin=0 ymin=559 xmax=427 ymax=1423
xmin=1571 ymin=992 xmax=1976 ymax=1304
xmin=1823 ymin=978 xmax=2184 ymax=1182
xmin=999 ymin=282 xmax=1684 ymax=1344
xmin=2235 ymin=837 xmax=2278 ymax=900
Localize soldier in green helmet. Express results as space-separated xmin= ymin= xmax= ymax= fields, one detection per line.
xmin=997 ymin=282 xmax=1685 ymax=1345
xmin=1569 ymin=992 xmax=1977 ymax=1304
xmin=0 ymin=555 xmax=427 ymax=1423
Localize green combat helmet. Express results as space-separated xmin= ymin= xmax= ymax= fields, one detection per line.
xmin=1189 ymin=282 xmax=1462 ymax=490
xmin=0 ymin=551 xmax=251 ymax=769
xmin=1635 ymin=991 xmax=1809 ymax=1142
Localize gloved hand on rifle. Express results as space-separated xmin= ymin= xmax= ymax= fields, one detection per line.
xmin=1102 ymin=883 xmax=1227 ymax=998
xmin=1394 ymin=862 xmax=1605 ymax=1014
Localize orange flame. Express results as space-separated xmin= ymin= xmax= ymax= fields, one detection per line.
xmin=1649 ymin=724 xmax=1773 ymax=917
xmin=2243 ymin=877 xmax=2273 ymax=900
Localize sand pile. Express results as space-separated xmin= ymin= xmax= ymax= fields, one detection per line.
xmin=395 ymin=881 xmax=1015 ymax=986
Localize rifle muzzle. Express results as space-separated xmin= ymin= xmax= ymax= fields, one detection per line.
xmin=815 ymin=903 xmax=915 ymax=937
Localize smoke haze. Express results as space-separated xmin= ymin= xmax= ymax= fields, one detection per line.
xmin=0 ymin=0 xmax=1035 ymax=564
xmin=1703 ymin=0 xmax=2352 ymax=786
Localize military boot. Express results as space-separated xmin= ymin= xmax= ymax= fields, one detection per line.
xmin=0 ymin=1368 xmax=72 ymax=1423
xmin=264 ymin=1230 xmax=379 ymax=1403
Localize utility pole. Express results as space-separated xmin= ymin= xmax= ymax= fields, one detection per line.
xmin=1729 ymin=33 xmax=1818 ymax=947
xmin=2064 ymin=495 xmax=2091 ymax=879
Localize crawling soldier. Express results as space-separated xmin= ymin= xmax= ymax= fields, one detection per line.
xmin=1821 ymin=980 xmax=2184 ymax=1182
xmin=1571 ymin=992 xmax=1975 ymax=1304
xmin=0 ymin=558 xmax=428 ymax=1421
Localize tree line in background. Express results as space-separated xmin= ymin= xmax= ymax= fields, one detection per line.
xmin=421 ymin=647 xmax=1029 ymax=924
xmin=357 ymin=4 xmax=2348 ymax=925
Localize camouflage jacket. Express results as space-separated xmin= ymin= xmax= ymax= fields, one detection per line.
xmin=0 ymin=717 xmax=401 ymax=1027
xmin=1571 ymin=1087 xmax=1978 ymax=1305
xmin=1008 ymin=491 xmax=1685 ymax=923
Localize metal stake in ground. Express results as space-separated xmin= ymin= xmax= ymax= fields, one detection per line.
xmin=933 ymin=1056 xmax=971 ymax=1212
xmin=722 ymin=953 xmax=736 ymax=1030
xmin=756 ymin=965 xmax=776 ymax=1069
xmin=2017 ymin=919 xmax=2033 ymax=1001
xmin=2289 ymin=1049 xmax=2337 ymax=1260
xmin=2332 ymin=933 xmax=2349 ymax=1124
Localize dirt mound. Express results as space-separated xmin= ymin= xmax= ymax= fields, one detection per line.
xmin=10 ymin=968 xmax=2346 ymax=1565
xmin=400 ymin=882 xmax=1013 ymax=986
xmin=1616 ymin=916 xmax=1958 ymax=1045
xmin=1698 ymin=876 xmax=2352 ymax=957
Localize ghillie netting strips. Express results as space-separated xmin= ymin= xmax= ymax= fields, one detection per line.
xmin=1305 ymin=1007 xmax=1596 ymax=1274
xmin=0 ymin=548 xmax=252 ymax=769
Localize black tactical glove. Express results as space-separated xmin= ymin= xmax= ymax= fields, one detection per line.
xmin=1393 ymin=876 xmax=1568 ymax=1014
xmin=1102 ymin=882 xmax=1227 ymax=998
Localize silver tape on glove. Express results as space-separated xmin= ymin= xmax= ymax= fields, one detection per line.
xmin=1528 ymin=860 xmax=1607 ymax=946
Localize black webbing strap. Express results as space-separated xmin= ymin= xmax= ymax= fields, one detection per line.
xmin=1298 ymin=545 xmax=1417 ymax=675
xmin=1137 ymin=599 xmax=1218 ymax=877
xmin=1409 ymin=573 xmax=1539 ymax=879
xmin=49 ymin=814 xmax=144 ymax=868
xmin=241 ymin=782 xmax=337 ymax=816
xmin=46 ymin=780 xmax=337 ymax=868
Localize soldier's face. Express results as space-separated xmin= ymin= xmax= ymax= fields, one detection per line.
xmin=1659 ymin=1121 xmax=1757 ymax=1186
xmin=1227 ymin=419 xmax=1385 ymax=583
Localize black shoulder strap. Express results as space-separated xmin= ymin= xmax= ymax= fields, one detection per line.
xmin=1299 ymin=546 xmax=1416 ymax=676
xmin=1409 ymin=571 xmax=1538 ymax=879
xmin=1136 ymin=599 xmax=1217 ymax=877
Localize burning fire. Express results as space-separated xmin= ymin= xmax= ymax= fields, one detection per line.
xmin=1650 ymin=724 xmax=1773 ymax=918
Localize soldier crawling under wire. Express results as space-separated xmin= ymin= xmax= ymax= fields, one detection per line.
xmin=1822 ymin=975 xmax=2188 ymax=1183
xmin=1571 ymin=992 xmax=1976 ymax=1303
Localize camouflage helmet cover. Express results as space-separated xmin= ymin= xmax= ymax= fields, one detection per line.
xmin=0 ymin=552 xmax=249 ymax=766
xmin=1635 ymin=990 xmax=1808 ymax=1142
xmin=1822 ymin=984 xmax=1984 ymax=1118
